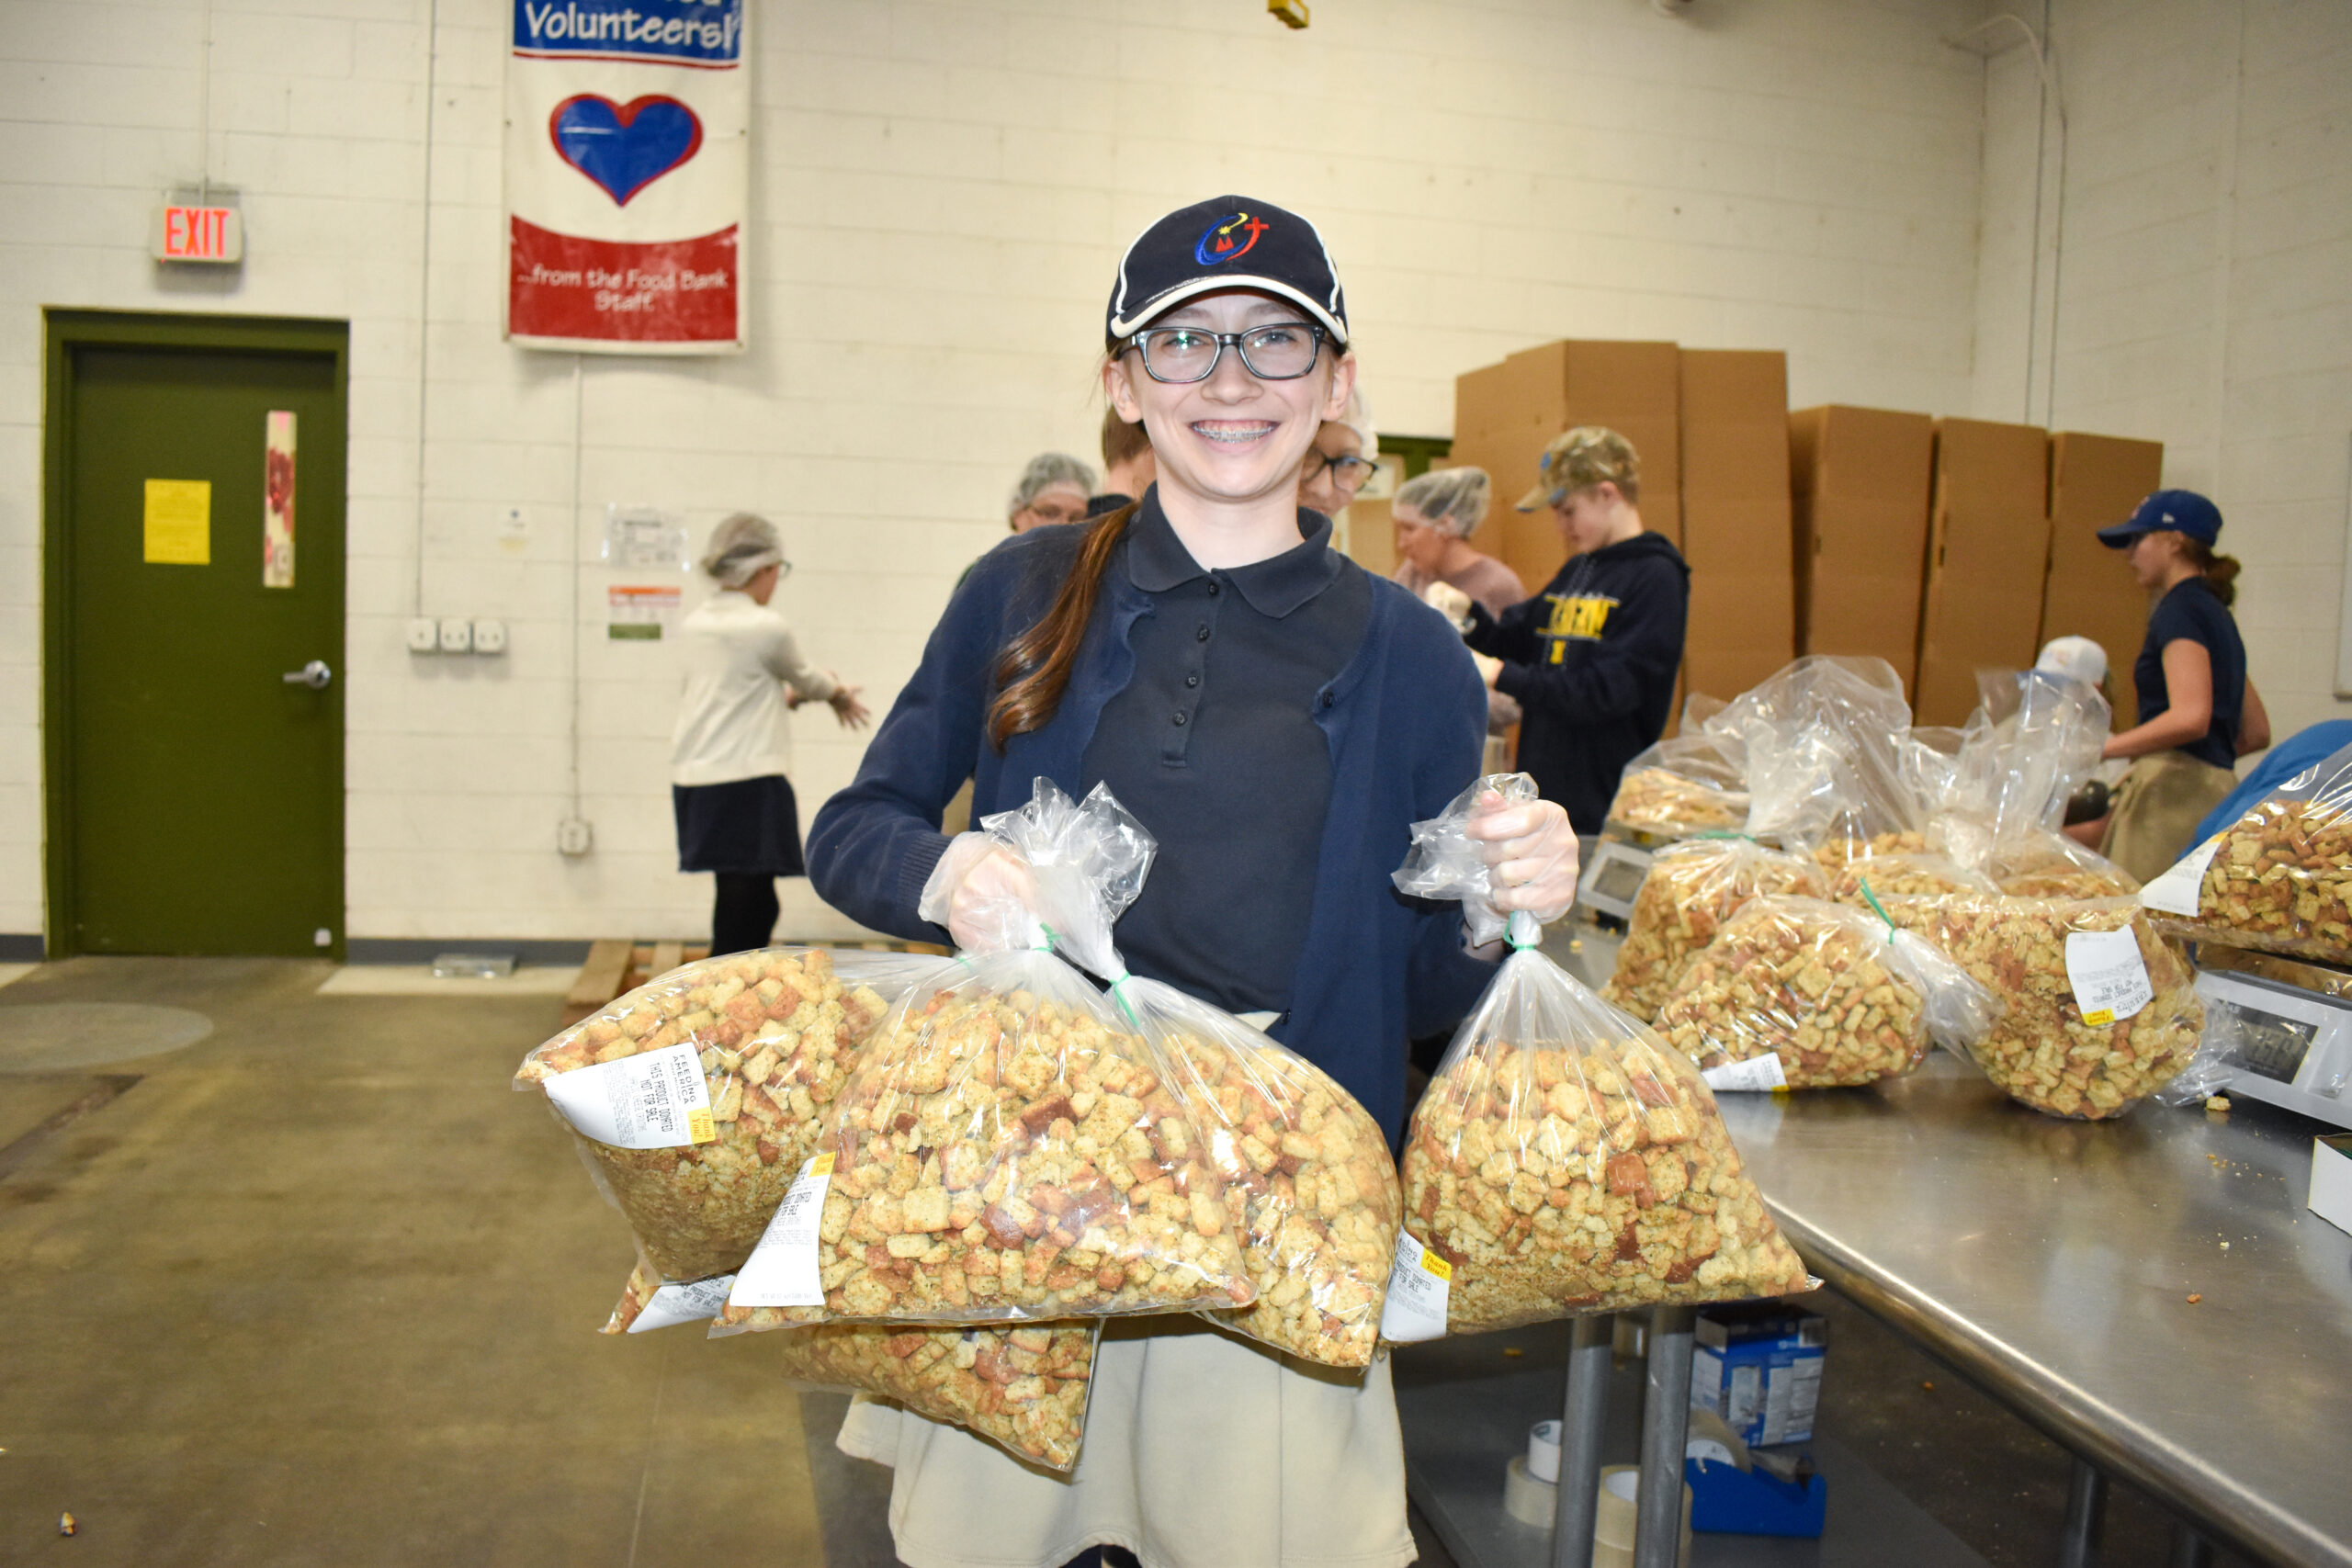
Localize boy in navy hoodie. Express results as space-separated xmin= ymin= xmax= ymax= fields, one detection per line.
xmin=1434 ymin=427 xmax=1689 ymax=833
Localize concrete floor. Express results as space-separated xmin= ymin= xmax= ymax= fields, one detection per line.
xmin=0 ymin=958 xmax=2271 ymax=1567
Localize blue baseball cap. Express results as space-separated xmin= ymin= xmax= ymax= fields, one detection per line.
xmin=1106 ymin=196 xmax=1349 ymax=347
xmin=2098 ymin=489 xmax=2222 ymax=548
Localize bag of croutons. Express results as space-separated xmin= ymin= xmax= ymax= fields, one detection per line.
xmin=1383 ymin=775 xmax=1814 ymax=1338
xmin=719 ymin=780 xmax=1254 ymax=1330
xmin=1604 ymin=732 xmax=1750 ymax=840
xmin=1882 ymin=894 xmax=2204 ymax=1119
xmin=1823 ymin=852 xmax=1996 ymax=903
xmin=1653 ymin=896 xmax=2002 ymax=1090
xmin=1604 ymin=836 xmax=1828 ymax=1022
xmin=1118 ymin=978 xmax=1401 ymax=1369
xmin=1986 ymin=831 xmax=2140 ymax=898
xmin=2140 ymin=741 xmax=2352 ymax=964
xmin=514 ymin=947 xmax=944 ymax=1284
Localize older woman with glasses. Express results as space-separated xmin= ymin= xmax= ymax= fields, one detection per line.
xmin=808 ymin=196 xmax=1581 ymax=1568
xmin=671 ymin=513 xmax=869 ymax=956
xmin=1297 ymin=385 xmax=1377 ymax=516
xmin=1008 ymin=451 xmax=1100 ymax=533
xmin=1392 ymin=466 xmax=1527 ymax=734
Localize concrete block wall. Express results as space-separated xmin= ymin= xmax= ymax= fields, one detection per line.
xmin=5 ymin=0 xmax=1997 ymax=945
xmin=1970 ymin=0 xmax=2352 ymax=742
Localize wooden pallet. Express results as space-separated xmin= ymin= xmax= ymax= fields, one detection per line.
xmin=558 ymin=939 xmax=711 ymax=1026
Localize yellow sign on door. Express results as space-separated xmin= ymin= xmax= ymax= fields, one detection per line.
xmin=143 ymin=479 xmax=211 ymax=564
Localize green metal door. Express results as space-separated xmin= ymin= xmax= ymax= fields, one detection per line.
xmin=45 ymin=314 xmax=347 ymax=957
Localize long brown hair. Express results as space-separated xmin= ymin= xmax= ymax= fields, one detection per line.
xmin=988 ymin=502 xmax=1137 ymax=750
xmin=2177 ymin=536 xmax=2241 ymax=609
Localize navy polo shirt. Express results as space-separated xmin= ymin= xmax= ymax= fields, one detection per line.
xmin=2135 ymin=577 xmax=2245 ymax=770
xmin=1080 ymin=496 xmax=1372 ymax=1017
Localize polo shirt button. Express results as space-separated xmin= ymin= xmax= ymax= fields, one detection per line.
xmin=1172 ymin=712 xmax=1188 ymax=726
xmin=1196 ymin=625 xmax=1210 ymax=641
xmin=1321 ymin=692 xmax=1335 ymax=707
xmin=1185 ymin=673 xmax=1200 ymax=688
xmin=1207 ymin=581 xmax=1221 ymax=596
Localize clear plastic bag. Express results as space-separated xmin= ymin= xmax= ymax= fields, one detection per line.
xmin=1125 ymin=977 xmax=1401 ymax=1368
xmin=1987 ymin=831 xmax=2140 ymax=898
xmin=2140 ymin=740 xmax=2352 ymax=964
xmin=1810 ymin=829 xmax=1934 ymax=869
xmin=718 ymin=780 xmax=1254 ymax=1328
xmin=1881 ymin=894 xmax=2204 ymax=1120
xmin=603 ymin=1256 xmax=737 ymax=1335
xmin=1702 ymin=657 xmax=1918 ymax=850
xmin=1389 ymin=780 xmax=1813 ymax=1333
xmin=1604 ymin=734 xmax=1751 ymax=838
xmin=1825 ymin=852 xmax=1996 ymax=903
xmin=1653 ymin=897 xmax=2001 ymax=1089
xmin=1603 ymin=837 xmax=1828 ymax=1021
xmin=514 ymin=947 xmax=940 ymax=1282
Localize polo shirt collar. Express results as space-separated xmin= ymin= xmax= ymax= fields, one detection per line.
xmin=1124 ymin=487 xmax=1343 ymax=618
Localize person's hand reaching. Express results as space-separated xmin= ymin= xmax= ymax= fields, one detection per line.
xmin=1421 ymin=581 xmax=1474 ymax=630
xmin=1465 ymin=786 xmax=1579 ymax=928
xmin=920 ymin=834 xmax=1042 ymax=953
xmin=829 ymin=681 xmax=872 ymax=730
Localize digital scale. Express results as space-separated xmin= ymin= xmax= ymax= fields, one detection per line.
xmin=1577 ymin=837 xmax=1657 ymax=923
xmin=2192 ymin=945 xmax=2352 ymax=1130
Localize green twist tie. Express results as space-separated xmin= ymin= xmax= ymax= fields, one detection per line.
xmin=1104 ymin=972 xmax=1141 ymax=1030
xmin=1858 ymin=877 xmax=1896 ymax=933
xmin=1504 ymin=909 xmax=1542 ymax=951
xmin=1690 ymin=829 xmax=1758 ymax=843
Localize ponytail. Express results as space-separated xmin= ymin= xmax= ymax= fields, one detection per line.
xmin=988 ymin=502 xmax=1136 ymax=750
xmin=2180 ymin=537 xmax=2241 ymax=609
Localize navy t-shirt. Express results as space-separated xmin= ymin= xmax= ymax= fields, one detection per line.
xmin=2134 ymin=577 xmax=2245 ymax=770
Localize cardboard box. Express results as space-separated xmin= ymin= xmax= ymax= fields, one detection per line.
xmin=1452 ymin=340 xmax=1682 ymax=591
xmin=1690 ymin=1303 xmax=1826 ymax=1448
xmin=1789 ymin=406 xmax=1935 ymax=696
xmin=2042 ymin=431 xmax=2164 ymax=707
xmin=1683 ymin=572 xmax=1796 ymax=704
xmin=1342 ymin=497 xmax=1396 ymax=580
xmin=1680 ymin=351 xmax=1792 ymax=572
xmin=1914 ymin=417 xmax=2052 ymax=726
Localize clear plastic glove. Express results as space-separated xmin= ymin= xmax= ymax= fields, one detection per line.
xmin=1471 ymin=651 xmax=1503 ymax=689
xmin=1421 ymin=581 xmax=1474 ymax=630
xmin=1466 ymin=784 xmax=1579 ymax=926
xmin=918 ymin=833 xmax=1043 ymax=953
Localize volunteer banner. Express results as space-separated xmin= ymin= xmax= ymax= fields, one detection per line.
xmin=505 ymin=0 xmax=748 ymax=353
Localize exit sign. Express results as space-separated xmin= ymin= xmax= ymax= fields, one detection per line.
xmin=151 ymin=204 xmax=243 ymax=264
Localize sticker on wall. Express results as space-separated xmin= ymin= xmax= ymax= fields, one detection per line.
xmin=504 ymin=0 xmax=748 ymax=353
xmin=264 ymin=410 xmax=297 ymax=588
xmin=608 ymin=583 xmax=682 ymax=640
xmin=143 ymin=479 xmax=211 ymax=565
xmin=603 ymin=504 xmax=689 ymax=570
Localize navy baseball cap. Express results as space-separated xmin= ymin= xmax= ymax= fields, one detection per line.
xmin=2098 ymin=489 xmax=2222 ymax=548
xmin=1106 ymin=196 xmax=1349 ymax=347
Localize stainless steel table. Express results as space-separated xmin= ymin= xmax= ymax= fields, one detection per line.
xmin=1715 ymin=1055 xmax=2352 ymax=1568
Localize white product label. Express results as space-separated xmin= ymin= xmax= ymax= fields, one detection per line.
xmin=2064 ymin=929 xmax=2154 ymax=1027
xmin=540 ymin=1043 xmax=715 ymax=1149
xmin=1378 ymin=1230 xmax=1453 ymax=1343
xmin=629 ymin=1274 xmax=737 ymax=1334
xmin=2140 ymin=835 xmax=2224 ymax=917
xmin=1702 ymin=1054 xmax=1789 ymax=1092
xmin=727 ymin=1154 xmax=834 ymax=1309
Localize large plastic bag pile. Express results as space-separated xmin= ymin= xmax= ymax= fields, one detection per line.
xmin=1603 ymin=837 xmax=1827 ymax=1021
xmin=1387 ymin=775 xmax=1812 ymax=1337
xmin=514 ymin=947 xmax=939 ymax=1282
xmin=720 ymin=780 xmax=1254 ymax=1330
xmin=1604 ymin=731 xmax=1750 ymax=837
xmin=1652 ymin=896 xmax=2001 ymax=1090
xmin=2141 ymin=740 xmax=2352 ymax=964
xmin=1882 ymin=894 xmax=2203 ymax=1119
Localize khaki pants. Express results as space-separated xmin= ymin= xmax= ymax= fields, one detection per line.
xmin=2100 ymin=750 xmax=2237 ymax=884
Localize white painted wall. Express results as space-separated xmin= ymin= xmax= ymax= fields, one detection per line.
xmin=3 ymin=0 xmax=2001 ymax=943
xmin=1971 ymin=0 xmax=2352 ymax=741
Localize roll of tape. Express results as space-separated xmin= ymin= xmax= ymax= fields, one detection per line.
xmin=1503 ymin=1455 xmax=1555 ymax=1528
xmin=1504 ymin=1458 xmax=1691 ymax=1566
xmin=1528 ymin=1419 xmax=1562 ymax=1485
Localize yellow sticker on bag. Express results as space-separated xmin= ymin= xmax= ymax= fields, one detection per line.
xmin=688 ymin=1108 xmax=716 ymax=1144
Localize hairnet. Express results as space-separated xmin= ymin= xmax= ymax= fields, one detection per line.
xmin=1394 ymin=466 xmax=1490 ymax=539
xmin=1008 ymin=453 xmax=1098 ymax=518
xmin=699 ymin=512 xmax=785 ymax=588
xmin=1329 ymin=387 xmax=1377 ymax=461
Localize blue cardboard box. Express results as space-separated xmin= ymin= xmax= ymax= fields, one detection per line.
xmin=1689 ymin=1303 xmax=1826 ymax=1447
xmin=1685 ymin=1456 xmax=1829 ymax=1538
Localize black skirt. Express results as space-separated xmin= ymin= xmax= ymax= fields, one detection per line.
xmin=673 ymin=775 xmax=805 ymax=876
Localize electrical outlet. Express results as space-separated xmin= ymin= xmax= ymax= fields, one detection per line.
xmin=406 ymin=617 xmax=439 ymax=653
xmin=437 ymin=617 xmax=472 ymax=653
xmin=557 ymin=818 xmax=594 ymax=857
xmin=472 ymin=618 xmax=508 ymax=654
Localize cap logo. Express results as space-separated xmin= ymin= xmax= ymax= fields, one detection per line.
xmin=1194 ymin=211 xmax=1269 ymax=266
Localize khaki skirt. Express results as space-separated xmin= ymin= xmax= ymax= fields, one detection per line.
xmin=2101 ymin=750 xmax=2238 ymax=884
xmin=836 ymin=1316 xmax=1415 ymax=1568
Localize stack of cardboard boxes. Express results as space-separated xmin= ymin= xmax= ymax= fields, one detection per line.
xmin=1788 ymin=406 xmax=1936 ymax=694
xmin=2042 ymin=432 xmax=2165 ymax=710
xmin=1679 ymin=350 xmax=1796 ymax=702
xmin=1914 ymin=418 xmax=2054 ymax=726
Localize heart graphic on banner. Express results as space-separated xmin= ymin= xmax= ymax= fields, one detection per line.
xmin=549 ymin=95 xmax=704 ymax=207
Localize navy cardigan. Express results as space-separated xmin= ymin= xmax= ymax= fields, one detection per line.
xmin=805 ymin=520 xmax=1498 ymax=1145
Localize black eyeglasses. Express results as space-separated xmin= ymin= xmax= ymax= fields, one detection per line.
xmin=1312 ymin=451 xmax=1376 ymax=491
xmin=1124 ymin=321 xmax=1331 ymax=383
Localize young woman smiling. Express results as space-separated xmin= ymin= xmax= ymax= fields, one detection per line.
xmin=807 ymin=197 xmax=1581 ymax=1568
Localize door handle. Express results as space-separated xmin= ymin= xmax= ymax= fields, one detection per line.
xmin=282 ymin=660 xmax=333 ymax=690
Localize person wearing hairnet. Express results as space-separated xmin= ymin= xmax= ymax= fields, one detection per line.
xmin=1296 ymin=385 xmax=1376 ymax=517
xmin=1008 ymin=452 xmax=1098 ymax=533
xmin=1391 ymin=466 xmax=1526 ymax=735
xmin=672 ymin=513 xmax=871 ymax=955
